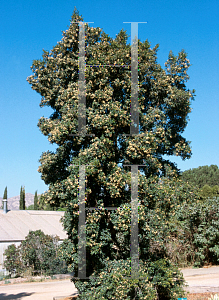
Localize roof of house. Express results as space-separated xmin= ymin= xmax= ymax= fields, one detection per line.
xmin=0 ymin=210 xmax=68 ymax=242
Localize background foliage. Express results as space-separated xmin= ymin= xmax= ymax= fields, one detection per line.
xmin=3 ymin=230 xmax=67 ymax=277
xmin=173 ymin=197 xmax=219 ymax=267
xmin=181 ymin=165 xmax=219 ymax=188
xmin=181 ymin=165 xmax=219 ymax=200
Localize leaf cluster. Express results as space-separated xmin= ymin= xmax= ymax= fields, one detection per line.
xmin=73 ymin=259 xmax=187 ymax=300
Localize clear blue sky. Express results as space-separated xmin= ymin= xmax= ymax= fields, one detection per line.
xmin=0 ymin=0 xmax=218 ymax=198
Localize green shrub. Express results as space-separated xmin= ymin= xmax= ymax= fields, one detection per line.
xmin=74 ymin=259 xmax=187 ymax=300
xmin=20 ymin=230 xmax=55 ymax=273
xmin=3 ymin=230 xmax=68 ymax=277
xmin=174 ymin=197 xmax=219 ymax=267
xmin=20 ymin=230 xmax=68 ymax=275
xmin=3 ymin=244 xmax=23 ymax=277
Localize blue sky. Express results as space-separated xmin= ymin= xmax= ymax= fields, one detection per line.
xmin=0 ymin=0 xmax=218 ymax=198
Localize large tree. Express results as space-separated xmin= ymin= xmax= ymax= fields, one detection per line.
xmin=27 ymin=9 xmax=194 ymax=299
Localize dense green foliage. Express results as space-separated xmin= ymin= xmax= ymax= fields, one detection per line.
xmin=27 ymin=9 xmax=196 ymax=299
xmin=3 ymin=186 xmax=7 ymax=199
xmin=73 ymin=259 xmax=186 ymax=300
xmin=173 ymin=197 xmax=219 ymax=267
xmin=20 ymin=230 xmax=65 ymax=275
xmin=3 ymin=244 xmax=23 ymax=276
xmin=181 ymin=165 xmax=219 ymax=201
xmin=37 ymin=194 xmax=55 ymax=210
xmin=199 ymin=184 xmax=219 ymax=199
xmin=19 ymin=186 xmax=25 ymax=210
xmin=181 ymin=165 xmax=219 ymax=188
xmin=3 ymin=230 xmax=67 ymax=277
xmin=27 ymin=204 xmax=34 ymax=210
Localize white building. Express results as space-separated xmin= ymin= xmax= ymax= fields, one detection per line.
xmin=0 ymin=199 xmax=68 ymax=273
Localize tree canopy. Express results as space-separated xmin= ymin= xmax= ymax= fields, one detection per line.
xmin=27 ymin=9 xmax=195 ymax=299
xmin=27 ymin=9 xmax=194 ymax=208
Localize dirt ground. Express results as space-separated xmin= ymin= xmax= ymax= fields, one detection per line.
xmin=186 ymin=292 xmax=219 ymax=300
xmin=0 ymin=279 xmax=78 ymax=300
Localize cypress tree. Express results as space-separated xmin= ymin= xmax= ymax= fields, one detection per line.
xmin=19 ymin=186 xmax=22 ymax=210
xmin=34 ymin=191 xmax=38 ymax=210
xmin=19 ymin=186 xmax=25 ymax=210
xmin=3 ymin=186 xmax=7 ymax=199
xmin=23 ymin=186 xmax=26 ymax=210
xmin=1 ymin=187 xmax=7 ymax=209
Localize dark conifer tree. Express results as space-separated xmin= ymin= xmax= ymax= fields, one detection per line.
xmin=3 ymin=186 xmax=7 ymax=199
xmin=19 ymin=186 xmax=25 ymax=210
xmin=34 ymin=191 xmax=38 ymax=210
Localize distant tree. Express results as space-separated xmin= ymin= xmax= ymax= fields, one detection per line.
xmin=19 ymin=186 xmax=25 ymax=210
xmin=19 ymin=186 xmax=22 ymax=210
xmin=27 ymin=204 xmax=34 ymax=210
xmin=181 ymin=165 xmax=219 ymax=189
xmin=23 ymin=187 xmax=26 ymax=209
xmin=1 ymin=187 xmax=7 ymax=209
xmin=3 ymin=186 xmax=7 ymax=199
xmin=198 ymin=184 xmax=219 ymax=200
xmin=34 ymin=191 xmax=38 ymax=210
xmin=212 ymin=185 xmax=219 ymax=196
xmin=200 ymin=184 xmax=214 ymax=198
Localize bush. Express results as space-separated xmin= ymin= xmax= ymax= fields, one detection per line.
xmin=173 ymin=197 xmax=219 ymax=267
xmin=20 ymin=230 xmax=68 ymax=275
xmin=3 ymin=244 xmax=23 ymax=276
xmin=3 ymin=230 xmax=68 ymax=277
xmin=74 ymin=259 xmax=187 ymax=300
